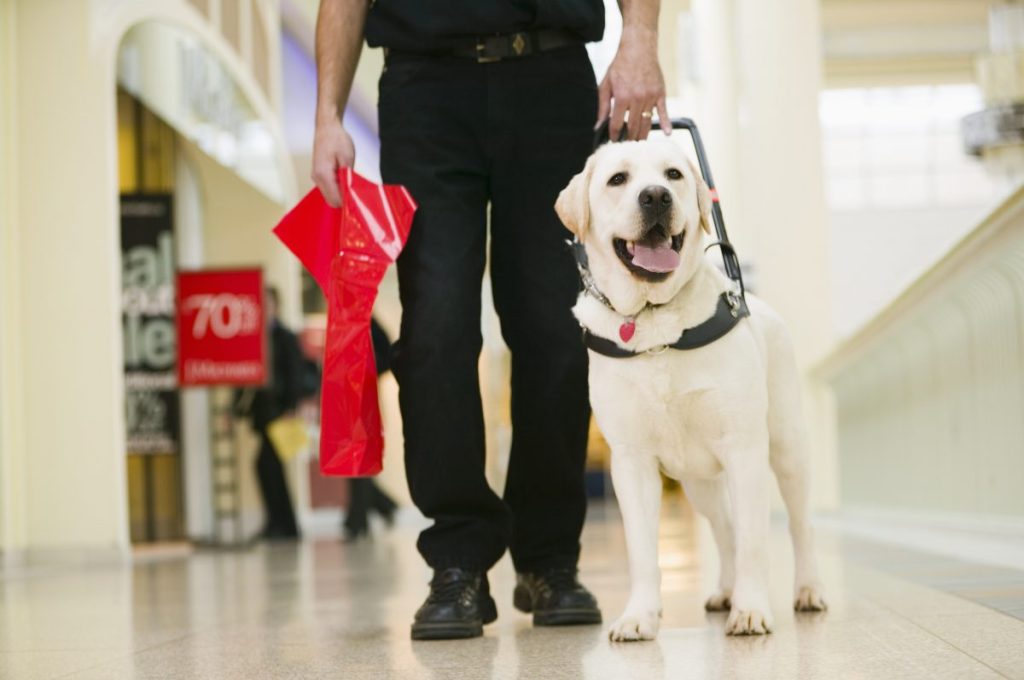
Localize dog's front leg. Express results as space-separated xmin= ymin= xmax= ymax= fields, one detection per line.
xmin=723 ymin=442 xmax=774 ymax=635
xmin=608 ymin=451 xmax=662 ymax=642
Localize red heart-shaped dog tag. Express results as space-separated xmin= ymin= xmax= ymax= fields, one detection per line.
xmin=619 ymin=321 xmax=636 ymax=342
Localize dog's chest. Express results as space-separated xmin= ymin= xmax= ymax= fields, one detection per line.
xmin=589 ymin=350 xmax=744 ymax=479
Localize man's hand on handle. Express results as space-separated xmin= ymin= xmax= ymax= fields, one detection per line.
xmin=312 ymin=116 xmax=356 ymax=208
xmin=597 ymin=0 xmax=670 ymax=141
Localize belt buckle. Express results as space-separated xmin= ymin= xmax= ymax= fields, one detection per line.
xmin=511 ymin=32 xmax=528 ymax=56
xmin=476 ymin=37 xmax=501 ymax=63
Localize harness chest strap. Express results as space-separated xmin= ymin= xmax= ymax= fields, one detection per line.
xmin=582 ymin=291 xmax=750 ymax=359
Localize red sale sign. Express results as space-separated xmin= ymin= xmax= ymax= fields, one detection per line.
xmin=176 ymin=269 xmax=267 ymax=387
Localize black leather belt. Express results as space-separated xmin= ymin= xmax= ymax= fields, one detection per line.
xmin=387 ymin=28 xmax=582 ymax=63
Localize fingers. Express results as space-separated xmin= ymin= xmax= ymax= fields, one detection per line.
xmin=638 ymin=103 xmax=655 ymax=140
xmin=627 ymin=97 xmax=662 ymax=141
xmin=656 ymin=96 xmax=672 ymax=135
xmin=612 ymin=102 xmax=661 ymax=141
xmin=617 ymin=98 xmax=649 ymax=141
xmin=596 ymin=72 xmax=668 ymax=142
xmin=596 ymin=78 xmax=612 ymax=131
xmin=312 ymin=126 xmax=355 ymax=208
xmin=312 ymin=161 xmax=342 ymax=208
xmin=608 ymin=94 xmax=627 ymax=143
xmin=342 ymin=144 xmax=357 ymax=171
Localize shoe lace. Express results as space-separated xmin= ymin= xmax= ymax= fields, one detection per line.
xmin=538 ymin=568 xmax=578 ymax=595
xmin=427 ymin=572 xmax=476 ymax=604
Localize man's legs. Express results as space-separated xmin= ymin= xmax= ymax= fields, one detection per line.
xmin=379 ymin=56 xmax=511 ymax=572
xmin=344 ymin=478 xmax=371 ymax=540
xmin=487 ymin=46 xmax=597 ymax=572
xmin=256 ymin=431 xmax=299 ymax=538
xmin=344 ymin=478 xmax=398 ymax=540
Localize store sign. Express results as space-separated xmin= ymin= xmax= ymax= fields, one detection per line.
xmin=117 ymin=21 xmax=285 ymax=204
xmin=177 ymin=269 xmax=267 ymax=387
xmin=122 ymin=194 xmax=179 ymax=455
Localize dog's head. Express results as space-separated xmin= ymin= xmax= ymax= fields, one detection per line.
xmin=556 ymin=136 xmax=713 ymax=312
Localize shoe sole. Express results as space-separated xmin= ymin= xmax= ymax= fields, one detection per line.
xmin=533 ymin=609 xmax=603 ymax=626
xmin=411 ymin=620 xmax=483 ymax=640
xmin=410 ymin=597 xmax=497 ymax=640
xmin=513 ymin=587 xmax=602 ymax=626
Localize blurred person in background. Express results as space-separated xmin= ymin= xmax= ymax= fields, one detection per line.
xmin=237 ymin=286 xmax=305 ymax=541
xmin=313 ymin=0 xmax=669 ymax=639
xmin=343 ymin=318 xmax=399 ymax=542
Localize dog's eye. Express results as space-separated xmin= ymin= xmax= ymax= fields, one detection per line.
xmin=666 ymin=168 xmax=683 ymax=181
xmin=608 ymin=172 xmax=627 ymax=186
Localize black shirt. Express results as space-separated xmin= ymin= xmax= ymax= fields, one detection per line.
xmin=239 ymin=320 xmax=305 ymax=430
xmin=365 ymin=0 xmax=606 ymax=52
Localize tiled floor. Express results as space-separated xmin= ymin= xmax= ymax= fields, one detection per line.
xmin=3 ymin=498 xmax=1024 ymax=679
xmin=838 ymin=534 xmax=1024 ymax=623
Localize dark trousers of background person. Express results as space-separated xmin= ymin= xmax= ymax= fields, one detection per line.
xmin=344 ymin=319 xmax=399 ymax=539
xmin=345 ymin=478 xmax=396 ymax=535
xmin=256 ymin=430 xmax=300 ymax=537
xmin=379 ymin=45 xmax=596 ymax=573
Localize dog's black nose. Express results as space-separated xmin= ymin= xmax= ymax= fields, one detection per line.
xmin=638 ymin=185 xmax=672 ymax=209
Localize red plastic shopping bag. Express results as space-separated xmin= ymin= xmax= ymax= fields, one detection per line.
xmin=274 ymin=169 xmax=416 ymax=476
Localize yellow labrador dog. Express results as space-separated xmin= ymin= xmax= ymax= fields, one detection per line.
xmin=556 ymin=137 xmax=826 ymax=640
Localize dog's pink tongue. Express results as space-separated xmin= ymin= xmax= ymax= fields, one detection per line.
xmin=631 ymin=242 xmax=680 ymax=273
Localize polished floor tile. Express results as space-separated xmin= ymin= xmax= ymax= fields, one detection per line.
xmin=837 ymin=535 xmax=1024 ymax=623
xmin=2 ymin=498 xmax=1023 ymax=679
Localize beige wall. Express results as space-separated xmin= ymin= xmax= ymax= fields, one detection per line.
xmin=0 ymin=0 xmax=296 ymax=557
xmin=0 ymin=0 xmax=26 ymax=557
xmin=7 ymin=0 xmax=128 ymax=554
xmin=180 ymin=139 xmax=302 ymax=326
xmin=819 ymin=187 xmax=1024 ymax=522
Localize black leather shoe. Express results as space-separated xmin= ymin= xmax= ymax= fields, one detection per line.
xmin=411 ymin=568 xmax=498 ymax=640
xmin=513 ymin=568 xmax=602 ymax=626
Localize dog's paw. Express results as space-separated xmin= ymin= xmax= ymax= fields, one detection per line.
xmin=725 ymin=608 xmax=773 ymax=636
xmin=608 ymin=610 xmax=659 ymax=642
xmin=794 ymin=585 xmax=827 ymax=612
xmin=704 ymin=591 xmax=732 ymax=612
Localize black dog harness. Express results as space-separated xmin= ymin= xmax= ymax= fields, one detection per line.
xmin=570 ymin=240 xmax=750 ymax=359
xmin=577 ymin=118 xmax=752 ymax=359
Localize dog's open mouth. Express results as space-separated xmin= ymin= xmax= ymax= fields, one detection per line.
xmin=613 ymin=228 xmax=684 ymax=280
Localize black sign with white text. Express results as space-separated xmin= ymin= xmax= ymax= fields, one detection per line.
xmin=121 ymin=194 xmax=179 ymax=455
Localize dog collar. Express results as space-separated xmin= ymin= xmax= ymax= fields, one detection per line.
xmin=583 ymin=291 xmax=749 ymax=358
xmin=568 ymin=239 xmax=750 ymax=358
xmin=569 ymin=239 xmax=666 ymax=341
xmin=569 ymin=239 xmax=615 ymax=311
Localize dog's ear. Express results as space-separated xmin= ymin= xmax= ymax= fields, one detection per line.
xmin=690 ymin=159 xmax=714 ymax=235
xmin=555 ymin=156 xmax=595 ymax=240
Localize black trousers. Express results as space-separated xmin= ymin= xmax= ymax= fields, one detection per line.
xmin=379 ymin=45 xmax=596 ymax=573
xmin=256 ymin=430 xmax=299 ymax=535
xmin=345 ymin=478 xmax=397 ymax=534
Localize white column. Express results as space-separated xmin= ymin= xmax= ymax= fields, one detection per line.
xmin=733 ymin=0 xmax=832 ymax=366
xmin=175 ymin=150 xmax=215 ymax=542
xmin=12 ymin=0 xmax=129 ymax=554
xmin=0 ymin=0 xmax=27 ymax=560
xmin=733 ymin=0 xmax=838 ymax=509
xmin=690 ymin=0 xmax=750 ymax=259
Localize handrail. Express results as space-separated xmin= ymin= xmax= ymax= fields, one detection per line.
xmin=816 ymin=182 xmax=1024 ymax=519
xmin=813 ymin=183 xmax=1024 ymax=380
